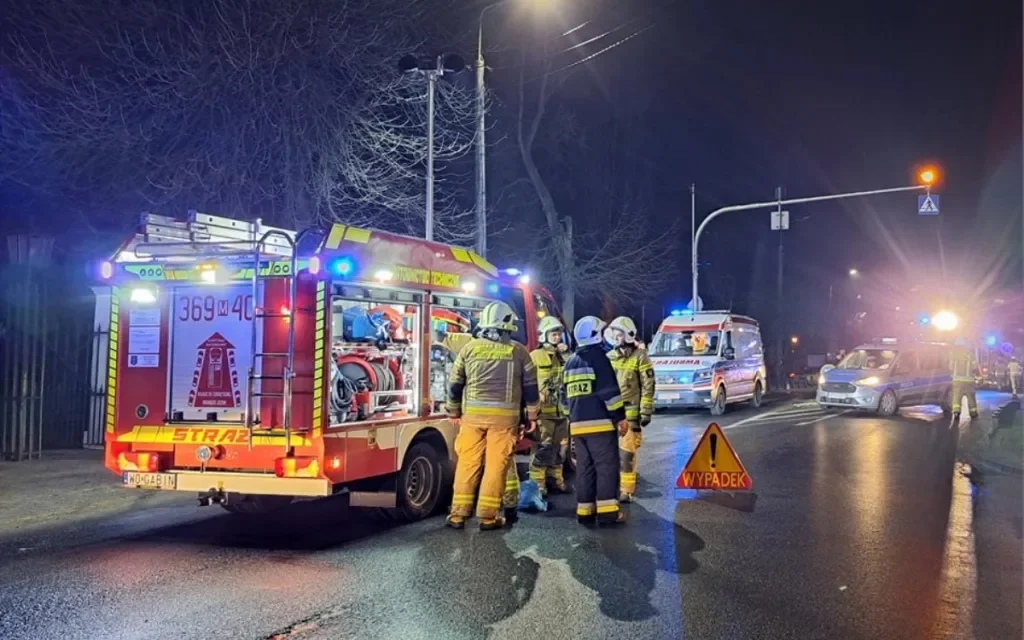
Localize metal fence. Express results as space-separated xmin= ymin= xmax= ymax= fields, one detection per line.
xmin=1 ymin=237 xmax=96 ymax=461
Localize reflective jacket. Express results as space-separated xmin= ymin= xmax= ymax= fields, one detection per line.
xmin=949 ymin=348 xmax=978 ymax=382
xmin=607 ymin=344 xmax=655 ymax=422
xmin=531 ymin=344 xmax=569 ymax=418
xmin=447 ymin=337 xmax=539 ymax=428
xmin=560 ymin=345 xmax=626 ymax=437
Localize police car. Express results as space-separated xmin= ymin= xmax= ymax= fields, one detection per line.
xmin=649 ymin=311 xmax=767 ymax=415
xmin=817 ymin=339 xmax=954 ymax=415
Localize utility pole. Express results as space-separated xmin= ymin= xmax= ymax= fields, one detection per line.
xmin=775 ymin=186 xmax=785 ymax=390
xmin=425 ymin=68 xmax=437 ymax=242
xmin=474 ymin=12 xmax=490 ymax=257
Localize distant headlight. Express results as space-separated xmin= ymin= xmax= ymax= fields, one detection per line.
xmin=856 ymin=376 xmax=881 ymax=386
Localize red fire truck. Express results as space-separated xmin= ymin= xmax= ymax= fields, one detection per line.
xmin=100 ymin=211 xmax=564 ymax=519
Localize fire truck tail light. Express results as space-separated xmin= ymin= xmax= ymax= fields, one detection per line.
xmin=275 ymin=456 xmax=320 ymax=478
xmin=118 ymin=451 xmax=165 ymax=473
xmin=330 ymin=457 xmax=341 ymax=470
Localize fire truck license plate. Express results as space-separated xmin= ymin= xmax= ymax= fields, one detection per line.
xmin=123 ymin=472 xmax=177 ymax=490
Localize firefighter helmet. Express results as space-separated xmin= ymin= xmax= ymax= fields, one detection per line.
xmin=609 ymin=316 xmax=638 ymax=344
xmin=537 ymin=316 xmax=564 ymax=344
xmin=479 ymin=301 xmax=519 ymax=332
xmin=574 ymin=316 xmax=607 ymax=347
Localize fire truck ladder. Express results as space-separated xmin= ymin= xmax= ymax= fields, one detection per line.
xmin=245 ymin=228 xmax=315 ymax=455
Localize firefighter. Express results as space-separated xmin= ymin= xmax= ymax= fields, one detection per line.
xmin=1009 ymin=357 xmax=1021 ymax=398
xmin=949 ymin=339 xmax=979 ymax=421
xmin=528 ymin=316 xmax=572 ymax=495
xmin=446 ymin=301 xmax=539 ymax=531
xmin=606 ymin=316 xmax=655 ymax=502
xmin=562 ymin=316 xmax=628 ymax=525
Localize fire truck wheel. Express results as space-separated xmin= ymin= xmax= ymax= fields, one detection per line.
xmin=220 ymin=493 xmax=293 ymax=515
xmin=389 ymin=442 xmax=445 ymax=522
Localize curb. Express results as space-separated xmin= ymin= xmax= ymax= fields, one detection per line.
xmin=967 ymin=400 xmax=1023 ymax=476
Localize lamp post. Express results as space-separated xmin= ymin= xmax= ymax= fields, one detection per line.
xmin=475 ymin=2 xmax=507 ymax=258
xmin=399 ymin=53 xmax=466 ymax=242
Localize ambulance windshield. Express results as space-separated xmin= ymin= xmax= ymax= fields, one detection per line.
xmin=649 ymin=330 xmax=721 ymax=357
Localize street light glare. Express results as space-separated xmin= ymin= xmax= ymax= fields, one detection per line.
xmin=790 ymin=336 xmax=799 ymax=344
xmin=919 ymin=168 xmax=937 ymax=185
xmin=931 ymin=310 xmax=959 ymax=332
xmin=848 ymin=268 xmax=859 ymax=277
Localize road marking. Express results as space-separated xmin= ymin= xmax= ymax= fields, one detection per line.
xmin=932 ymin=464 xmax=976 ymax=638
xmin=794 ymin=410 xmax=851 ymax=426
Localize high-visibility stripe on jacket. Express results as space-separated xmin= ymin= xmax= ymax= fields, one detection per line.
xmin=561 ymin=344 xmax=626 ymax=436
xmin=447 ymin=337 xmax=539 ymax=427
xmin=607 ymin=345 xmax=656 ymax=420
xmin=531 ymin=344 xmax=569 ymax=417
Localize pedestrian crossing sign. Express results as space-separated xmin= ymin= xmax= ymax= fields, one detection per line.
xmin=918 ymin=194 xmax=940 ymax=215
xmin=676 ymin=422 xmax=752 ymax=491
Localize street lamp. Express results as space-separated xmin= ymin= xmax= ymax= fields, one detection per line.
xmin=475 ymin=0 xmax=552 ymax=258
xmin=919 ymin=167 xmax=938 ymax=186
xmin=790 ymin=336 xmax=799 ymax=345
xmin=848 ymin=268 xmax=859 ymax=277
xmin=399 ymin=53 xmax=466 ymax=242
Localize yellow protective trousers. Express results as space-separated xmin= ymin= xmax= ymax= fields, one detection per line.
xmin=450 ymin=420 xmax=517 ymax=521
xmin=619 ymin=423 xmax=642 ymax=496
xmin=504 ymin=453 xmax=520 ymax=509
xmin=529 ymin=418 xmax=569 ymax=491
xmin=951 ymin=380 xmax=978 ymax=417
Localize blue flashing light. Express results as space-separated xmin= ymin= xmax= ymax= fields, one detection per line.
xmin=504 ymin=268 xmax=521 ymax=276
xmin=985 ymin=335 xmax=998 ymax=347
xmin=487 ymin=282 xmax=500 ymax=295
xmin=332 ymin=257 xmax=355 ymax=277
xmin=918 ymin=314 xmax=930 ymax=325
xmin=670 ymin=309 xmax=683 ymax=317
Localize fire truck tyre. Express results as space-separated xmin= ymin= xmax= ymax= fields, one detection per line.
xmin=221 ymin=493 xmax=293 ymax=515
xmin=389 ymin=442 xmax=445 ymax=522
xmin=877 ymin=389 xmax=899 ymax=416
xmin=710 ymin=385 xmax=727 ymax=416
xmin=750 ymin=380 xmax=764 ymax=408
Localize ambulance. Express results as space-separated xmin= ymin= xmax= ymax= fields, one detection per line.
xmin=98 ymin=211 xmax=563 ymax=519
xmin=649 ymin=311 xmax=767 ymax=415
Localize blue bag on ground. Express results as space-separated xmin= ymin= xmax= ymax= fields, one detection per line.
xmin=517 ymin=480 xmax=549 ymax=512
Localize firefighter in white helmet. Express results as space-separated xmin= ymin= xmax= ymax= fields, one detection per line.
xmin=528 ymin=316 xmax=572 ymax=495
xmin=562 ymin=316 xmax=628 ymax=525
xmin=606 ymin=316 xmax=655 ymax=502
xmin=446 ymin=301 xmax=539 ymax=530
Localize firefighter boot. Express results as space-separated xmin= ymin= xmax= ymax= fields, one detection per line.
xmin=445 ymin=514 xmax=466 ymax=530
xmin=479 ymin=516 xmax=507 ymax=531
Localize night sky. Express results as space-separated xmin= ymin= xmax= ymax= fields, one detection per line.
xmin=484 ymin=0 xmax=1023 ymax=339
xmin=2 ymin=0 xmax=1021 ymax=346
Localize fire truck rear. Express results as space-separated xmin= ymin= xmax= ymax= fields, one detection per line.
xmin=99 ymin=211 xmax=556 ymax=519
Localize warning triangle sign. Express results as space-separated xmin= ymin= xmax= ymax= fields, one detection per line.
xmin=676 ymin=422 xmax=752 ymax=490
xmin=918 ymin=195 xmax=938 ymax=213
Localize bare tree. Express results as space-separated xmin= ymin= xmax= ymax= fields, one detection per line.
xmin=1 ymin=0 xmax=481 ymax=240
xmin=515 ymin=53 xmax=677 ymax=324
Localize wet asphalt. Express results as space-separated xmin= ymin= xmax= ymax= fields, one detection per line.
xmin=0 ymin=393 xmax=1020 ymax=640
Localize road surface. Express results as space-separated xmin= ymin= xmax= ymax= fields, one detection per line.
xmin=0 ymin=393 xmax=1020 ymax=639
